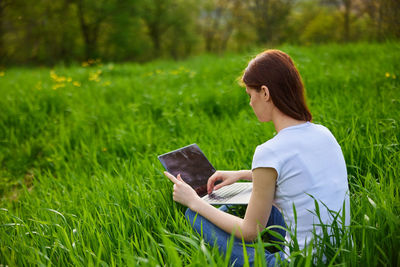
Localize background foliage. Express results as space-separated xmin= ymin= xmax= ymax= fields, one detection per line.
xmin=0 ymin=0 xmax=399 ymax=65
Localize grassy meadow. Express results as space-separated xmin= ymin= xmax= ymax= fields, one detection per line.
xmin=0 ymin=42 xmax=399 ymax=266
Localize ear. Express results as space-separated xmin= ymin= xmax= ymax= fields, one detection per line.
xmin=260 ymin=85 xmax=271 ymax=102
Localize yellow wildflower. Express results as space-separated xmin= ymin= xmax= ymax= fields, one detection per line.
xmin=73 ymin=81 xmax=81 ymax=87
xmin=0 ymin=71 xmax=4 ymax=77
xmin=102 ymin=81 xmax=111 ymax=86
xmin=56 ymin=76 xmax=66 ymax=82
xmin=102 ymin=147 xmax=107 ymax=152
xmin=52 ymin=83 xmax=65 ymax=90
xmin=82 ymin=62 xmax=89 ymax=67
xmin=50 ymin=70 xmax=58 ymax=80
xmin=50 ymin=71 xmax=67 ymax=83
xmin=385 ymin=72 xmax=390 ymax=78
xmin=89 ymin=70 xmax=102 ymax=82
xmin=170 ymin=70 xmax=179 ymax=75
xmin=67 ymin=77 xmax=72 ymax=82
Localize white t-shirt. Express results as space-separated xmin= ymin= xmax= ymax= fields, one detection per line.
xmin=251 ymin=122 xmax=350 ymax=254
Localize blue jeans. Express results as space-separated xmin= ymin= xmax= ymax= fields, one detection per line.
xmin=185 ymin=205 xmax=286 ymax=267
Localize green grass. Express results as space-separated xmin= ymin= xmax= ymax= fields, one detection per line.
xmin=0 ymin=42 xmax=399 ymax=266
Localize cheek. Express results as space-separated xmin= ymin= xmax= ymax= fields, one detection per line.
xmin=249 ymin=95 xmax=255 ymax=105
xmin=249 ymin=97 xmax=257 ymax=108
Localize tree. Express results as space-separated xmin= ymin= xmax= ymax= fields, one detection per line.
xmin=99 ymin=0 xmax=145 ymax=61
xmin=163 ymin=0 xmax=198 ymax=59
xmin=199 ymin=0 xmax=252 ymax=53
xmin=199 ymin=0 xmax=226 ymax=52
xmin=361 ymin=0 xmax=400 ymax=40
xmin=0 ymin=0 xmax=11 ymax=64
xmin=75 ymin=0 xmax=112 ymax=60
xmin=139 ymin=0 xmax=199 ymax=59
xmin=321 ymin=0 xmax=352 ymax=41
xmin=342 ymin=0 xmax=352 ymax=41
xmin=140 ymin=0 xmax=174 ymax=57
xmin=247 ymin=0 xmax=293 ymax=44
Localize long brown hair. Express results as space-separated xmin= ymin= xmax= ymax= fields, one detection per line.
xmin=241 ymin=50 xmax=312 ymax=122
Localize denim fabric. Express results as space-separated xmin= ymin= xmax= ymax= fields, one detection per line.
xmin=185 ymin=205 xmax=286 ymax=267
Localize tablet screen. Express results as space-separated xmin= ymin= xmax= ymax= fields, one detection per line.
xmin=158 ymin=144 xmax=216 ymax=197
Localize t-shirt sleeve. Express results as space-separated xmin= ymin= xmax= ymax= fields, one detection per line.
xmin=251 ymin=145 xmax=282 ymax=177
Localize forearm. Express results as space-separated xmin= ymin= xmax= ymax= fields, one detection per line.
xmin=188 ymin=169 xmax=276 ymax=242
xmin=238 ymin=170 xmax=253 ymax=181
xmin=189 ymin=199 xmax=252 ymax=241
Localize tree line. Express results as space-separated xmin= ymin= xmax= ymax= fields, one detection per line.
xmin=0 ymin=0 xmax=398 ymax=66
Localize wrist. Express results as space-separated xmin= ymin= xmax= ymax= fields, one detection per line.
xmin=239 ymin=170 xmax=252 ymax=181
xmin=188 ymin=196 xmax=204 ymax=212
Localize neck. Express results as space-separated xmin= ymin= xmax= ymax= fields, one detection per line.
xmin=272 ymin=108 xmax=307 ymax=133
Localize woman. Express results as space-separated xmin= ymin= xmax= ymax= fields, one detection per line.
xmin=164 ymin=50 xmax=350 ymax=266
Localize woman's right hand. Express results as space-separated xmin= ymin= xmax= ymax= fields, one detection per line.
xmin=207 ymin=171 xmax=246 ymax=194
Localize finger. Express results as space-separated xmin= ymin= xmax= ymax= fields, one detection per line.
xmin=214 ymin=181 xmax=227 ymax=191
xmin=207 ymin=173 xmax=216 ymax=191
xmin=164 ymin=171 xmax=179 ymax=184
xmin=177 ymin=174 xmax=184 ymax=184
xmin=207 ymin=173 xmax=219 ymax=193
xmin=207 ymin=181 xmax=216 ymax=194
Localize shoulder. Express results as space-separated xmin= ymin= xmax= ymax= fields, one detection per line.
xmin=278 ymin=122 xmax=338 ymax=145
xmin=307 ymin=123 xmax=341 ymax=147
xmin=251 ymin=122 xmax=339 ymax=172
xmin=251 ymin=136 xmax=284 ymax=174
xmin=309 ymin=123 xmax=336 ymax=137
xmin=253 ymin=134 xmax=282 ymax=160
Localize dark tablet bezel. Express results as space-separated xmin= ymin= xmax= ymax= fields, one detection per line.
xmin=158 ymin=143 xmax=216 ymax=197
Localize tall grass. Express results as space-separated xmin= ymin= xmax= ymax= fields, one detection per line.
xmin=0 ymin=42 xmax=399 ymax=266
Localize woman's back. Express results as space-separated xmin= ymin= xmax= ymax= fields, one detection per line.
xmin=252 ymin=122 xmax=350 ymax=252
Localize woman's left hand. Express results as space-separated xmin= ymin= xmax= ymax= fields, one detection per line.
xmin=164 ymin=171 xmax=201 ymax=209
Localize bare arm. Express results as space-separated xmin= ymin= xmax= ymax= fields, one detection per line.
xmin=238 ymin=170 xmax=253 ymax=181
xmin=165 ymin=168 xmax=277 ymax=242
